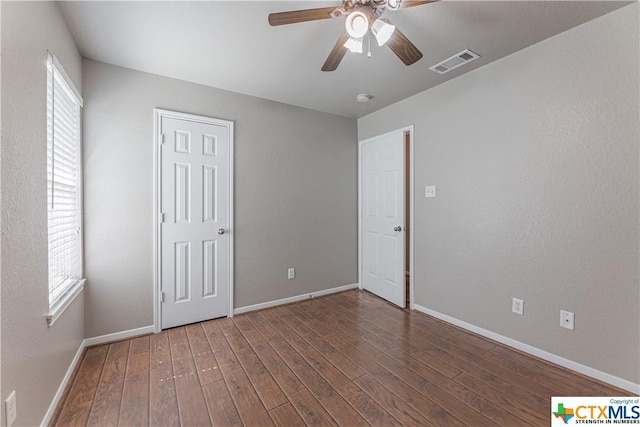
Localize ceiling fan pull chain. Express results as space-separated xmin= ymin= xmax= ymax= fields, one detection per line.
xmin=367 ymin=34 xmax=372 ymax=58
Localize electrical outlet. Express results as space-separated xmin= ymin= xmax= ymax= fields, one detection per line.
xmin=5 ymin=391 xmax=16 ymax=427
xmin=425 ymin=185 xmax=437 ymax=198
xmin=560 ymin=310 xmax=575 ymax=330
xmin=287 ymin=268 xmax=295 ymax=280
xmin=512 ymin=298 xmax=524 ymax=315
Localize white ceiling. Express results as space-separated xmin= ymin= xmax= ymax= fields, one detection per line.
xmin=59 ymin=1 xmax=630 ymax=119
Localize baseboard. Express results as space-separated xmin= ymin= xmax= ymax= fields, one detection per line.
xmin=413 ymin=304 xmax=640 ymax=394
xmin=234 ymin=283 xmax=359 ymax=315
xmin=83 ymin=325 xmax=155 ymax=347
xmin=40 ymin=339 xmax=86 ymax=426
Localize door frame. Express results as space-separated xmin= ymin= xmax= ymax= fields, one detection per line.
xmin=358 ymin=125 xmax=415 ymax=308
xmin=153 ymin=108 xmax=235 ymax=333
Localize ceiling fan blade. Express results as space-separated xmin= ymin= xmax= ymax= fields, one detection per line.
xmin=322 ymin=32 xmax=349 ymax=72
xmin=386 ymin=28 xmax=423 ymax=66
xmin=400 ymin=0 xmax=438 ymax=9
xmin=268 ymin=7 xmax=337 ymax=26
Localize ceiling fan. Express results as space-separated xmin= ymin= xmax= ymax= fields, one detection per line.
xmin=268 ymin=0 xmax=437 ymax=72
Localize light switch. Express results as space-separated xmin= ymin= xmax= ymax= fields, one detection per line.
xmin=425 ymin=185 xmax=436 ymax=198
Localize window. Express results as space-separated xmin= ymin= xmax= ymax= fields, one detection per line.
xmin=46 ymin=53 xmax=84 ymax=326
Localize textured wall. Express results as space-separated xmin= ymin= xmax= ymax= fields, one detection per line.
xmin=358 ymin=4 xmax=639 ymax=384
xmin=1 ymin=2 xmax=84 ymax=426
xmin=82 ymin=59 xmax=358 ymax=338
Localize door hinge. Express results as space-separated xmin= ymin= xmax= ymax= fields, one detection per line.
xmin=160 ymin=212 xmax=165 ymax=223
xmin=160 ymin=133 xmax=166 ymax=145
xmin=160 ymin=291 xmax=165 ymax=303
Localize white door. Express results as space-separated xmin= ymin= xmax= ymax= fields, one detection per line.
xmin=360 ymin=130 xmax=405 ymax=307
xmin=159 ymin=112 xmax=232 ymax=329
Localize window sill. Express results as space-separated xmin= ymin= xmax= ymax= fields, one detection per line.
xmin=47 ymin=279 xmax=85 ymax=327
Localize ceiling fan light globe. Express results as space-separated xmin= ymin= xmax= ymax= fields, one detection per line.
xmin=344 ymin=37 xmax=364 ymax=53
xmin=387 ymin=0 xmax=401 ymax=10
xmin=345 ymin=11 xmax=369 ymax=39
xmin=371 ymin=19 xmax=396 ymax=46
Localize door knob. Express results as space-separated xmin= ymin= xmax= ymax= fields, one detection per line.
xmin=394 ymin=226 xmax=402 ymax=232
xmin=218 ymin=228 xmax=225 ymax=235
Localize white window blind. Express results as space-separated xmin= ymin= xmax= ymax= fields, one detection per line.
xmin=47 ymin=54 xmax=84 ymax=315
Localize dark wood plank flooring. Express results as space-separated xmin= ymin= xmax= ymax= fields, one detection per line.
xmin=52 ymin=289 xmax=630 ymax=426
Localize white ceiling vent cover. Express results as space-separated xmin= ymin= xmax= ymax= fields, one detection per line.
xmin=429 ymin=49 xmax=480 ymax=74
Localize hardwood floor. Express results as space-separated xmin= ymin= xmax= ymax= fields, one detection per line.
xmin=52 ymin=290 xmax=630 ymax=427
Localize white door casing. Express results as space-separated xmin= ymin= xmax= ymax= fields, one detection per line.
xmin=154 ymin=109 xmax=233 ymax=330
xmin=359 ymin=129 xmax=405 ymax=307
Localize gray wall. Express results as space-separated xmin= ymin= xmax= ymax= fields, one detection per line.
xmin=83 ymin=60 xmax=358 ymax=337
xmin=1 ymin=2 xmax=85 ymax=426
xmin=358 ymin=4 xmax=639 ymax=384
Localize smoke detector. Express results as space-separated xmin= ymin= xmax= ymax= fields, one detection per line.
xmin=429 ymin=49 xmax=480 ymax=74
xmin=357 ymin=93 xmax=373 ymax=103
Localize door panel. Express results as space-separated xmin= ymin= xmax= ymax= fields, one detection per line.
xmin=202 ymin=240 xmax=217 ymax=297
xmin=160 ymin=115 xmax=231 ymax=329
xmin=361 ymin=130 xmax=405 ymax=307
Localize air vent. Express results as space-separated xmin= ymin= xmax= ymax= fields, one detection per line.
xmin=429 ymin=49 xmax=480 ymax=74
